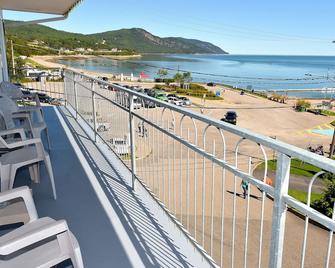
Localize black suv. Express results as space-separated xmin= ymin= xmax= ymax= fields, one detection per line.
xmin=207 ymin=82 xmax=216 ymax=87
xmin=221 ymin=111 xmax=237 ymax=125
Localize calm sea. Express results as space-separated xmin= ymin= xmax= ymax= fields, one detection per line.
xmin=57 ymin=54 xmax=335 ymax=98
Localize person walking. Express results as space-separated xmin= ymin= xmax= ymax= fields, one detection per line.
xmin=241 ymin=179 xmax=249 ymax=199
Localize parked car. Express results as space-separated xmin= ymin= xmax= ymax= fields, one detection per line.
xmin=146 ymin=89 xmax=155 ymax=97
xmin=154 ymin=91 xmax=168 ymax=102
xmin=98 ymin=76 xmax=108 ymax=81
xmin=143 ymin=99 xmax=156 ymax=108
xmin=178 ymin=96 xmax=192 ymax=106
xmin=37 ymin=92 xmax=52 ymax=103
xmin=168 ymin=97 xmax=183 ymax=106
xmin=133 ymin=96 xmax=142 ymax=109
xmin=135 ymin=88 xmax=144 ymax=94
xmin=207 ymin=82 xmax=216 ymax=87
xmin=221 ymin=111 xmax=237 ymax=125
xmin=144 ymin=88 xmax=152 ymax=94
xmin=49 ymin=98 xmax=63 ymax=106
xmin=87 ymin=118 xmax=111 ymax=132
xmin=21 ymin=89 xmax=34 ymax=101
xmin=167 ymin=94 xmax=179 ymax=98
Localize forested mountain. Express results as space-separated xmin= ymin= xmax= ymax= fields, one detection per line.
xmin=5 ymin=21 xmax=227 ymax=55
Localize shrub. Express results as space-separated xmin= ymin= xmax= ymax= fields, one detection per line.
xmin=154 ymin=78 xmax=174 ymax=84
xmin=312 ymin=173 xmax=335 ymax=217
xmin=295 ymin=99 xmax=311 ymax=111
xmin=155 ymin=83 xmax=223 ymax=100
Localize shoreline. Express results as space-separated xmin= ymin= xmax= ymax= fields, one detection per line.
xmin=30 ymin=55 xmax=330 ymax=100
xmin=30 ymin=54 xmax=141 ymax=68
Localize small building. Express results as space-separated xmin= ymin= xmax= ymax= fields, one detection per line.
xmin=74 ymin=47 xmax=85 ymax=52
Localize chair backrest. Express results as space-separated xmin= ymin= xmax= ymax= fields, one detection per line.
xmin=0 ymin=111 xmax=6 ymax=131
xmin=0 ymin=96 xmax=18 ymax=129
xmin=0 ymin=112 xmax=7 ymax=149
xmin=0 ymin=82 xmax=23 ymax=100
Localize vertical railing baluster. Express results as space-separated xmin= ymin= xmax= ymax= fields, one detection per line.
xmin=128 ymin=93 xmax=136 ymax=191
xmin=300 ymin=171 xmax=325 ymax=268
xmin=152 ymin=117 xmax=155 ymax=192
xmin=244 ymin=156 xmax=252 ymax=268
xmin=187 ymin=128 xmax=190 ymax=230
xmin=325 ymin=202 xmax=335 ymax=268
xmin=194 ymin=137 xmax=198 ymax=240
xmin=162 ymin=120 xmax=165 ymax=203
xmin=179 ymin=119 xmax=184 ymax=223
xmin=220 ymin=157 xmax=226 ymax=267
xmin=202 ymin=133 xmax=206 ymax=248
xmin=91 ymin=81 xmax=97 ymax=142
xmin=210 ymin=140 xmax=215 ymax=256
xmin=74 ymin=73 xmax=78 ymax=119
xmin=173 ymin=127 xmax=176 ymax=215
xmin=269 ymin=153 xmax=291 ymax=268
xmin=63 ymin=70 xmax=67 ymax=106
xmin=168 ymin=119 xmax=171 ymax=209
xmin=157 ymin=110 xmax=160 ymax=198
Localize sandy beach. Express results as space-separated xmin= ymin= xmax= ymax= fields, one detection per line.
xmin=30 ymin=55 xmax=141 ymax=78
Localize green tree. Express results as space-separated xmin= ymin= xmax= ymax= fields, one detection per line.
xmin=182 ymin=72 xmax=192 ymax=83
xmin=312 ymin=173 xmax=335 ymax=217
xmin=173 ymin=72 xmax=183 ymax=85
xmin=157 ymin=68 xmax=168 ymax=79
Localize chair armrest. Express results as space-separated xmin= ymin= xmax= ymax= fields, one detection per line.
xmin=11 ymin=112 xmax=31 ymax=121
xmin=0 ymin=128 xmax=26 ymax=140
xmin=19 ymin=106 xmax=44 ymax=123
xmin=0 ymin=186 xmax=38 ymax=222
xmin=34 ymin=94 xmax=41 ymax=106
xmin=18 ymin=106 xmax=42 ymax=112
xmin=0 ymin=218 xmax=68 ymax=256
xmin=6 ymin=138 xmax=42 ymax=149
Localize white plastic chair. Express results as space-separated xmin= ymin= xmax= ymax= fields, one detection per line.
xmin=0 ymin=82 xmax=24 ymax=101
xmin=0 ymin=95 xmax=50 ymax=150
xmin=0 ymin=130 xmax=56 ymax=200
xmin=0 ymin=217 xmax=84 ymax=268
xmin=0 ymin=186 xmax=38 ymax=225
xmin=0 ymin=82 xmax=44 ymax=117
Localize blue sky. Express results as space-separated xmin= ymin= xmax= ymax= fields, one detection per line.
xmin=4 ymin=0 xmax=335 ymax=55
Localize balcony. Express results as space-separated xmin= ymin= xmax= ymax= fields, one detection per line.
xmin=1 ymin=68 xmax=333 ymax=267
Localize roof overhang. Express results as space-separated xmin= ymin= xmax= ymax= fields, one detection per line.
xmin=0 ymin=0 xmax=82 ymax=16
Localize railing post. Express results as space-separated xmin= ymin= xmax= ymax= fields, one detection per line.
xmin=128 ymin=93 xmax=136 ymax=191
xmin=269 ymin=152 xmax=291 ymax=268
xmin=74 ymin=73 xmax=78 ymax=119
xmin=91 ymin=81 xmax=97 ymax=142
xmin=63 ymin=69 xmax=67 ymax=106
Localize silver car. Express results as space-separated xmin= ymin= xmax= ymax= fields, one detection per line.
xmin=179 ymin=97 xmax=192 ymax=106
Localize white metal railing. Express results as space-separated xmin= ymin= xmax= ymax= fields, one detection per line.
xmin=57 ymin=68 xmax=335 ymax=267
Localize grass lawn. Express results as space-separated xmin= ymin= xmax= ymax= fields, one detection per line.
xmin=259 ymin=159 xmax=322 ymax=178
xmin=288 ymin=189 xmax=322 ymax=204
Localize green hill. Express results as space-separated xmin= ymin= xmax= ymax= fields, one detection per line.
xmin=5 ymin=21 xmax=227 ymax=55
xmin=88 ymin=28 xmax=226 ymax=54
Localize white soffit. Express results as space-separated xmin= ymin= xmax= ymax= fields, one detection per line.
xmin=0 ymin=0 xmax=82 ymax=15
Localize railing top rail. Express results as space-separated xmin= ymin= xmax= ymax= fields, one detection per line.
xmin=64 ymin=68 xmax=335 ymax=174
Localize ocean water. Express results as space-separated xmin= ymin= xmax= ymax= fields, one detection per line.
xmin=57 ymin=54 xmax=335 ymax=97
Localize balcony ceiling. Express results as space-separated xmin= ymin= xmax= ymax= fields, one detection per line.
xmin=0 ymin=0 xmax=82 ymax=15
